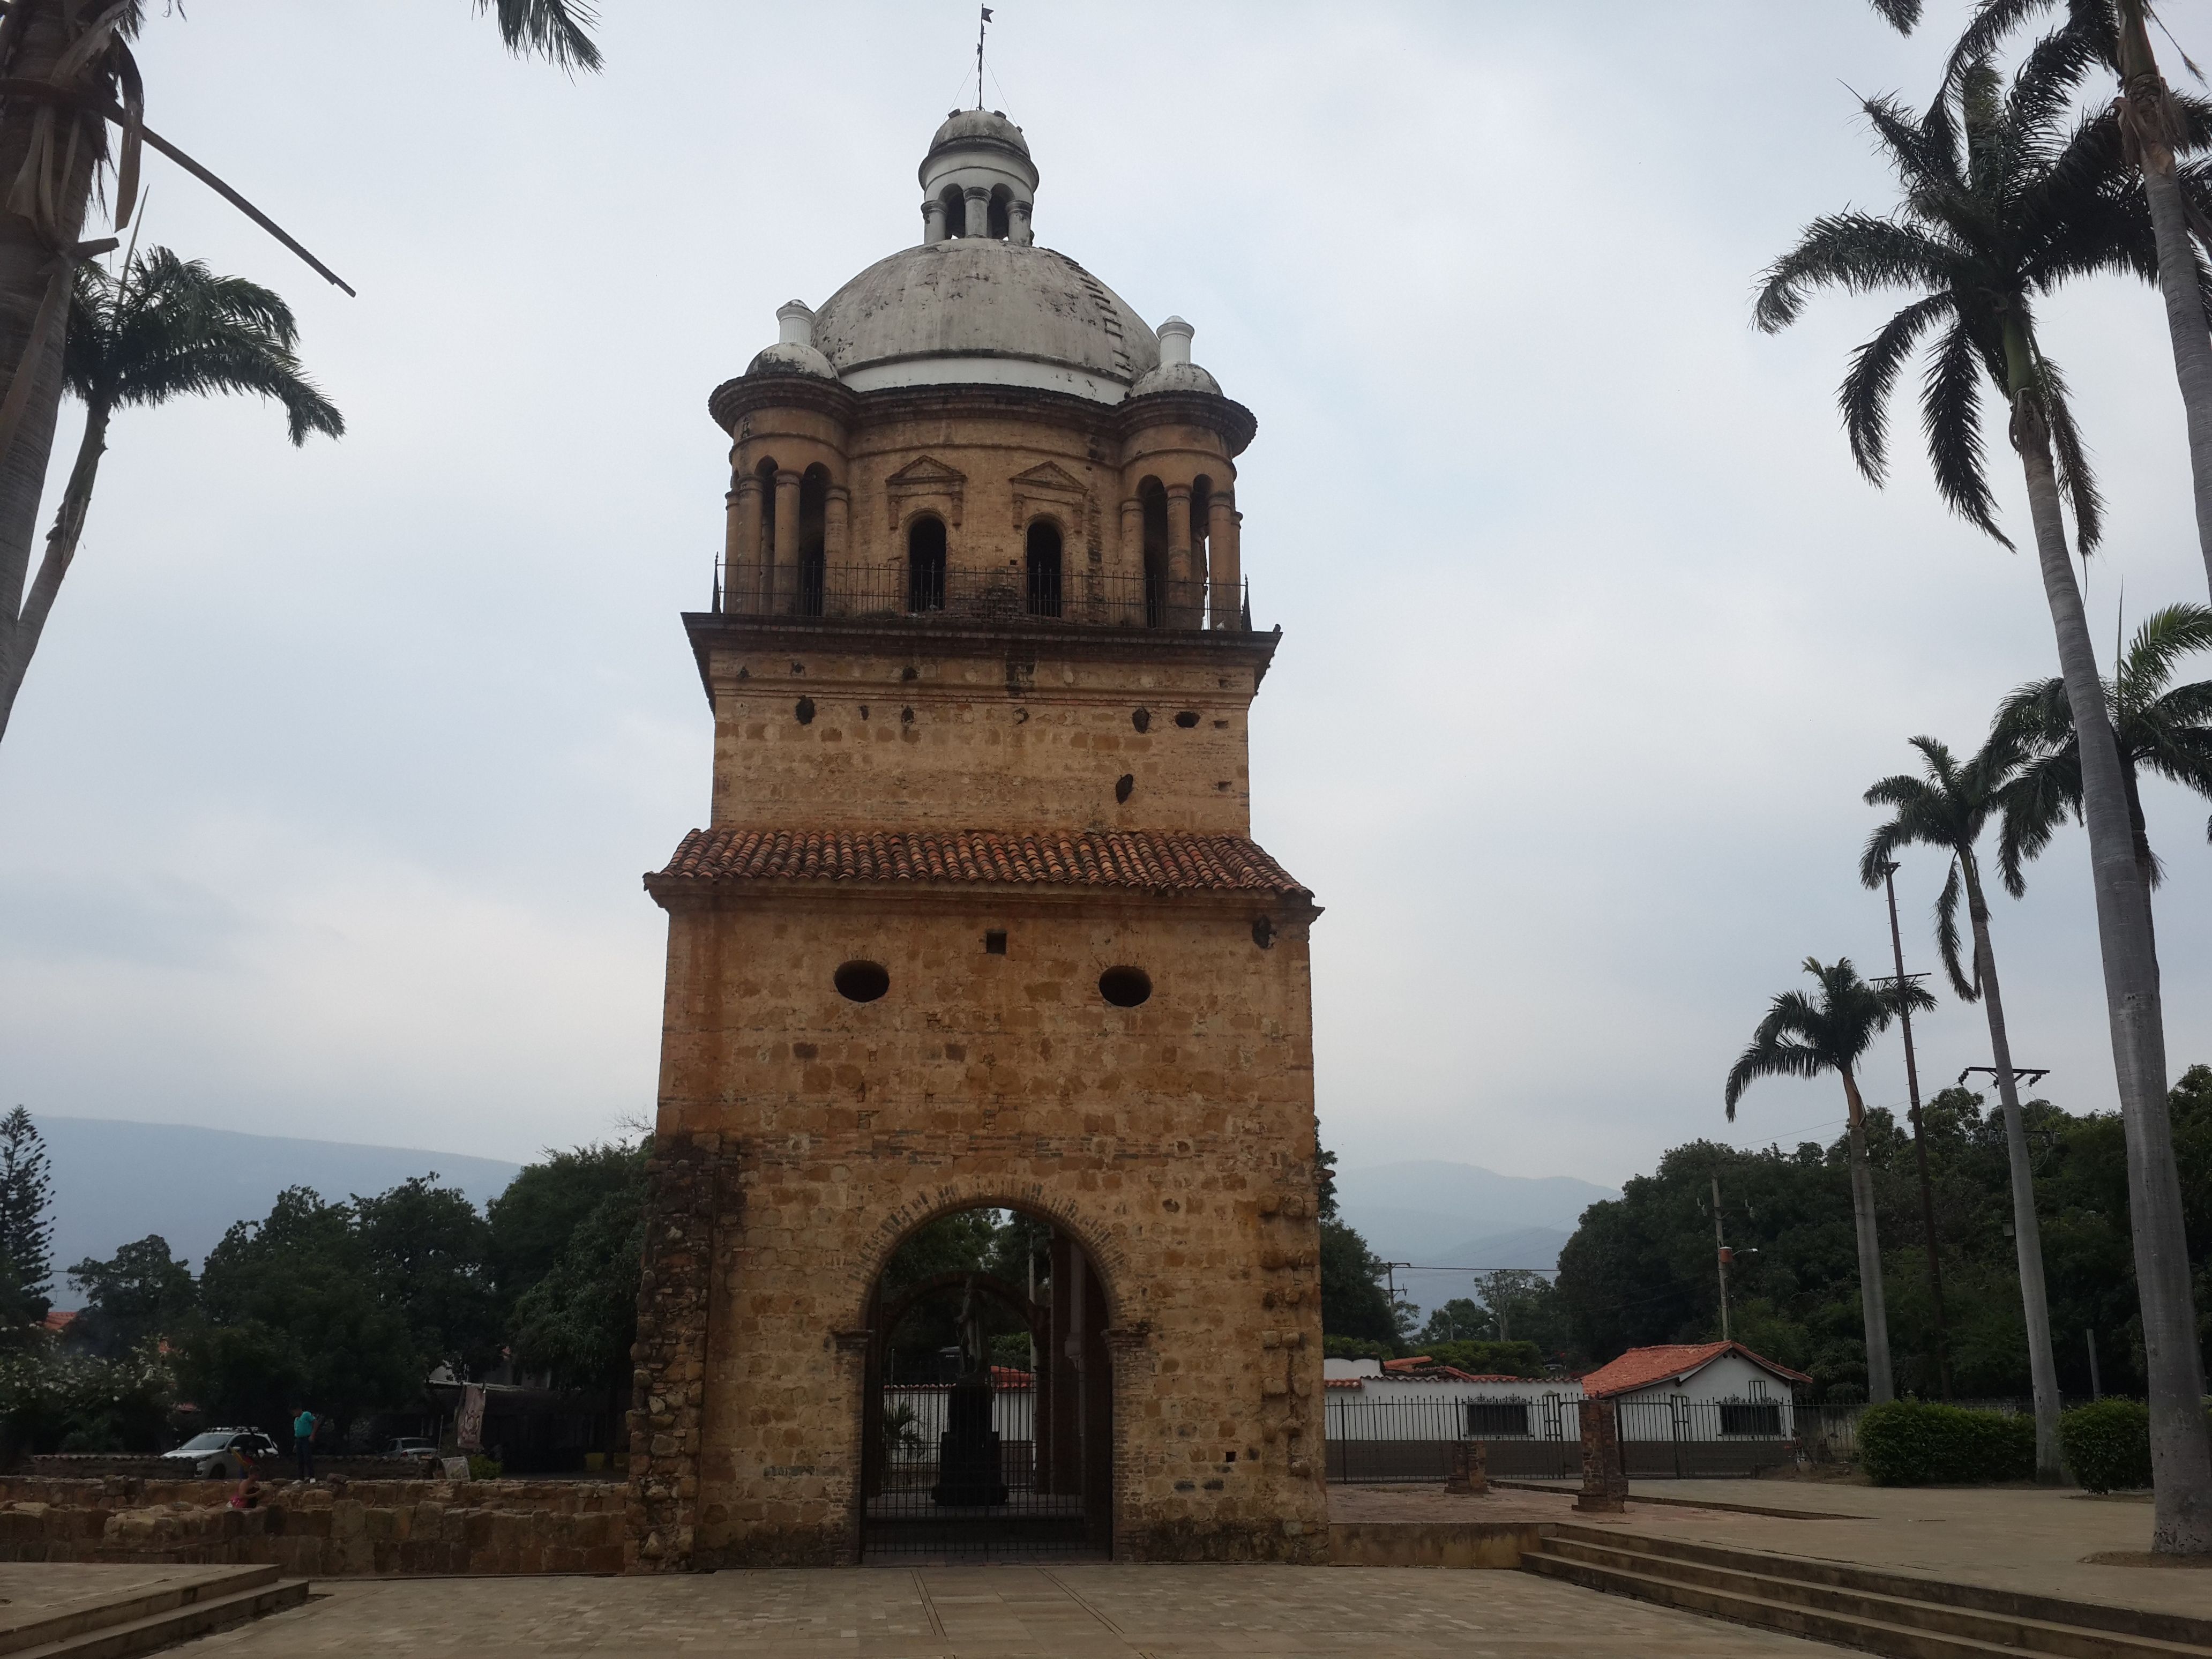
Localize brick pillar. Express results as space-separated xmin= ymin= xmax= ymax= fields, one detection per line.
xmin=1049 ymin=1235 xmax=1081 ymax=1494
xmin=729 ymin=474 xmax=764 ymax=612
xmin=1574 ymin=1395 xmax=1627 ymax=1513
xmin=823 ymin=484 xmax=850 ymax=615
xmin=624 ymin=1132 xmax=737 ymax=1572
xmin=771 ymin=469 xmax=801 ymax=615
xmin=1208 ymin=496 xmax=1238 ymax=629
xmin=1165 ymin=483 xmax=1193 ymax=622
xmin=963 ymin=184 xmax=990 ymax=239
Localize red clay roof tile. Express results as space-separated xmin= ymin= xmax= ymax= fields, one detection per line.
xmin=648 ymin=828 xmax=1311 ymax=898
xmin=1577 ymin=1341 xmax=1811 ymax=1400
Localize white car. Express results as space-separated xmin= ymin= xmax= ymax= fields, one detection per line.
xmin=161 ymin=1428 xmax=281 ymax=1480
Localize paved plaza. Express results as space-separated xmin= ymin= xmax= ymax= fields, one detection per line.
xmin=179 ymin=1563 xmax=1833 ymax=1656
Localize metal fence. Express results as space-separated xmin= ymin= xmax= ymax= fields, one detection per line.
xmin=865 ymin=1381 xmax=1094 ymax=1559
xmin=712 ymin=558 xmax=1243 ymax=633
xmin=1324 ymin=1395 xmax=1809 ymax=1484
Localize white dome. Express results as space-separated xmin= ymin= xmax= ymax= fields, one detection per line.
xmin=809 ymin=240 xmax=1160 ymax=404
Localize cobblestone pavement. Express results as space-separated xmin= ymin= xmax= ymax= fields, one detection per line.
xmin=182 ymin=1565 xmax=1833 ymax=1656
xmin=0 ymin=1562 xmax=241 ymax=1623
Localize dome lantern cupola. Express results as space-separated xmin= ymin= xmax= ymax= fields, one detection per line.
xmin=918 ymin=108 xmax=1037 ymax=245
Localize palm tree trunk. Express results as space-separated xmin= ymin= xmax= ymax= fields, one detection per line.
xmin=0 ymin=400 xmax=106 ymax=738
xmin=2008 ymin=327 xmax=2211 ymax=1551
xmin=2118 ymin=762 xmax=2159 ymax=963
xmin=2116 ymin=4 xmax=2212 ymax=600
xmin=1839 ymin=1068 xmax=1894 ymax=1404
xmin=1961 ymin=849 xmax=2062 ymax=1482
xmin=0 ymin=2 xmax=111 ymax=745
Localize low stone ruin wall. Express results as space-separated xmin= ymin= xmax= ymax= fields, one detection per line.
xmin=0 ymin=1476 xmax=627 ymax=1575
xmin=26 ymin=1455 xmax=436 ymax=1482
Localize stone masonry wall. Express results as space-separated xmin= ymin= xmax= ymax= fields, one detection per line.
xmin=0 ymin=1477 xmax=623 ymax=1574
xmin=704 ymin=630 xmax=1274 ymax=835
xmin=652 ymin=885 xmax=1331 ymax=1567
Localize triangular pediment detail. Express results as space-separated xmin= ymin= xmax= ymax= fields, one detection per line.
xmin=886 ymin=455 xmax=967 ymax=487
xmin=1009 ymin=461 xmax=1086 ymax=495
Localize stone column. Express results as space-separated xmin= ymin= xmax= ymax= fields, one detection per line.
xmin=729 ymin=474 xmax=764 ymax=614
xmin=1049 ymin=1235 xmax=1082 ymax=1495
xmin=1164 ymin=483 xmax=1193 ymax=625
xmin=1010 ymin=199 xmax=1033 ymax=245
xmin=772 ymin=469 xmax=801 ymax=615
xmin=921 ymin=197 xmax=948 ymax=244
xmin=963 ymin=185 xmax=991 ymax=240
xmin=1208 ymin=496 xmax=1239 ymax=630
xmin=823 ymin=485 xmax=850 ymax=618
xmin=1574 ymin=1395 xmax=1627 ymax=1513
xmin=625 ymin=1132 xmax=739 ymax=1573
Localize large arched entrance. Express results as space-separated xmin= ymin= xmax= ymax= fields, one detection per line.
xmin=859 ymin=1205 xmax=1114 ymax=1560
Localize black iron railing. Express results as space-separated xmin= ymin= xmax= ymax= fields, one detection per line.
xmin=710 ymin=557 xmax=1249 ymax=633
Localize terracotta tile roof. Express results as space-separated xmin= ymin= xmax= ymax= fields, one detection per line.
xmin=1577 ymin=1341 xmax=1812 ymax=1400
xmin=649 ymin=827 xmax=1310 ymax=897
xmin=1324 ymin=1377 xmax=1365 ymax=1390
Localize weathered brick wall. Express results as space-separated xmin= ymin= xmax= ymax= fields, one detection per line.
xmin=703 ymin=630 xmax=1274 ymax=834
xmin=648 ymin=886 xmax=1331 ymax=1568
xmin=0 ymin=1477 xmax=624 ymax=1574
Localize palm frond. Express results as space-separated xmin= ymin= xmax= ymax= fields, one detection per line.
xmin=1872 ymin=0 xmax=1924 ymax=31
xmin=2118 ymin=602 xmax=2212 ymax=697
xmin=2036 ymin=352 xmax=2104 ymax=551
xmin=1842 ymin=294 xmax=1956 ymax=482
xmin=1920 ymin=317 xmax=2011 ymax=544
xmin=1934 ymin=856 xmax=1980 ymax=1000
xmin=1754 ymin=214 xmax=1960 ymax=333
xmin=1994 ymin=741 xmax=2082 ymax=895
xmin=479 ymin=0 xmax=603 ymax=73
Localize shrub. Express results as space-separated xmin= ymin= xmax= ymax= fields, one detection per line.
xmin=467 ymin=1453 xmax=503 ymax=1481
xmin=2059 ymin=1400 xmax=2152 ymax=1493
xmin=1322 ymin=1336 xmax=1396 ymax=1362
xmin=1858 ymin=1400 xmax=2036 ymax=1485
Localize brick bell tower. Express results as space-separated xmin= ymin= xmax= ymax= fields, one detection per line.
xmin=625 ymin=108 xmax=1328 ymax=1570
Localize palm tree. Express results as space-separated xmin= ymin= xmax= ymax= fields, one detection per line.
xmin=1948 ymin=0 xmax=2212 ymax=600
xmin=0 ymin=248 xmax=342 ymax=737
xmin=1725 ymin=959 xmax=1937 ymax=1404
xmin=1755 ymin=48 xmax=2212 ymax=1552
xmin=1994 ymin=602 xmax=2212 ymax=933
xmin=1862 ymin=736 xmax=2063 ymax=1479
xmin=0 ymin=0 xmax=598 ymax=749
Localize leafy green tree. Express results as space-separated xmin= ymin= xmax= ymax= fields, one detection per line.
xmin=1863 ymin=733 xmax=2062 ymax=1475
xmin=507 ymin=1145 xmax=646 ymax=1393
xmin=0 ymin=1344 xmax=174 ymax=1456
xmin=1997 ymin=602 xmax=2212 ymax=932
xmin=181 ymin=1186 xmax=415 ymax=1436
xmin=354 ymin=1176 xmax=502 ymax=1380
xmin=0 ymin=1106 xmax=53 ymax=1344
xmin=1725 ymin=959 xmax=1937 ymax=1402
xmin=63 ymin=1235 xmax=195 ymax=1359
xmin=0 ymin=247 xmax=342 ymax=736
xmin=1418 ymin=1297 xmax=1490 ymax=1344
xmin=486 ymin=1140 xmax=645 ymax=1312
xmin=0 ymin=1 xmax=600 ymax=748
xmin=1313 ymin=1146 xmax=1399 ymax=1347
xmin=1754 ymin=40 xmax=2212 ymax=1548
xmin=1416 ymin=1339 xmax=1546 ymax=1379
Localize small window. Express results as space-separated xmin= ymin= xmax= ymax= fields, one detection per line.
xmin=984 ymin=930 xmax=1007 ymax=955
xmin=907 ymin=517 xmax=947 ymax=614
xmin=1466 ymin=1401 xmax=1530 ymax=1438
xmin=1098 ymin=966 xmax=1151 ymax=1007
xmin=834 ymin=961 xmax=890 ymax=1003
xmin=1719 ymin=1401 xmax=1783 ymax=1437
xmin=1025 ymin=521 xmax=1062 ymax=618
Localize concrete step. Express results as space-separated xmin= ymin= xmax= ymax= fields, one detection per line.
xmin=3 ymin=1575 xmax=308 ymax=1659
xmin=1530 ymin=1537 xmax=2210 ymax=1659
xmin=0 ymin=1568 xmax=282 ymax=1656
xmin=1541 ymin=1525 xmax=2212 ymax=1655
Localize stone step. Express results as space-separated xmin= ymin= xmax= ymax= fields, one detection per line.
xmin=0 ymin=1567 xmax=281 ymax=1655
xmin=1542 ymin=1525 xmax=2212 ymax=1654
xmin=1532 ymin=1537 xmax=2210 ymax=1659
xmin=3 ymin=1575 xmax=308 ymax=1659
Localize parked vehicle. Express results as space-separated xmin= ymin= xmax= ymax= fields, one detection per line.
xmin=162 ymin=1429 xmax=281 ymax=1480
xmin=384 ymin=1438 xmax=441 ymax=1459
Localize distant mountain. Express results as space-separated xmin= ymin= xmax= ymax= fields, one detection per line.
xmin=32 ymin=1116 xmax=522 ymax=1305
xmin=1331 ymin=1160 xmax=1615 ymax=1322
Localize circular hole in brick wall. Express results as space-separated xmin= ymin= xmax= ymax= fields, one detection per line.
xmin=1174 ymin=710 xmax=1199 ymax=728
xmin=834 ymin=960 xmax=890 ymax=1003
xmin=1098 ymin=966 xmax=1152 ymax=1007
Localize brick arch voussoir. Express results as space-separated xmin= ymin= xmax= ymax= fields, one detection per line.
xmin=844 ymin=1180 xmax=1132 ymax=1331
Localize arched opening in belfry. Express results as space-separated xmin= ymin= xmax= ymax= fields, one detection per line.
xmin=860 ymin=1205 xmax=1114 ymax=1560
xmin=798 ymin=465 xmax=830 ymax=617
xmin=939 ymin=184 xmax=968 ymax=238
xmin=1138 ymin=478 xmax=1169 ymax=628
xmin=987 ymin=184 xmax=1012 ymax=241
xmin=907 ymin=514 xmax=948 ymax=614
xmin=1025 ymin=519 xmax=1063 ymax=619
xmin=1189 ymin=475 xmax=1214 ymax=627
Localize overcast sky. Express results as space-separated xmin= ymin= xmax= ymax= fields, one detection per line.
xmin=2 ymin=1 xmax=2208 ymax=1190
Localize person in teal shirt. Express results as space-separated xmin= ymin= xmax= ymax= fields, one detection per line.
xmin=292 ymin=1408 xmax=318 ymax=1481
